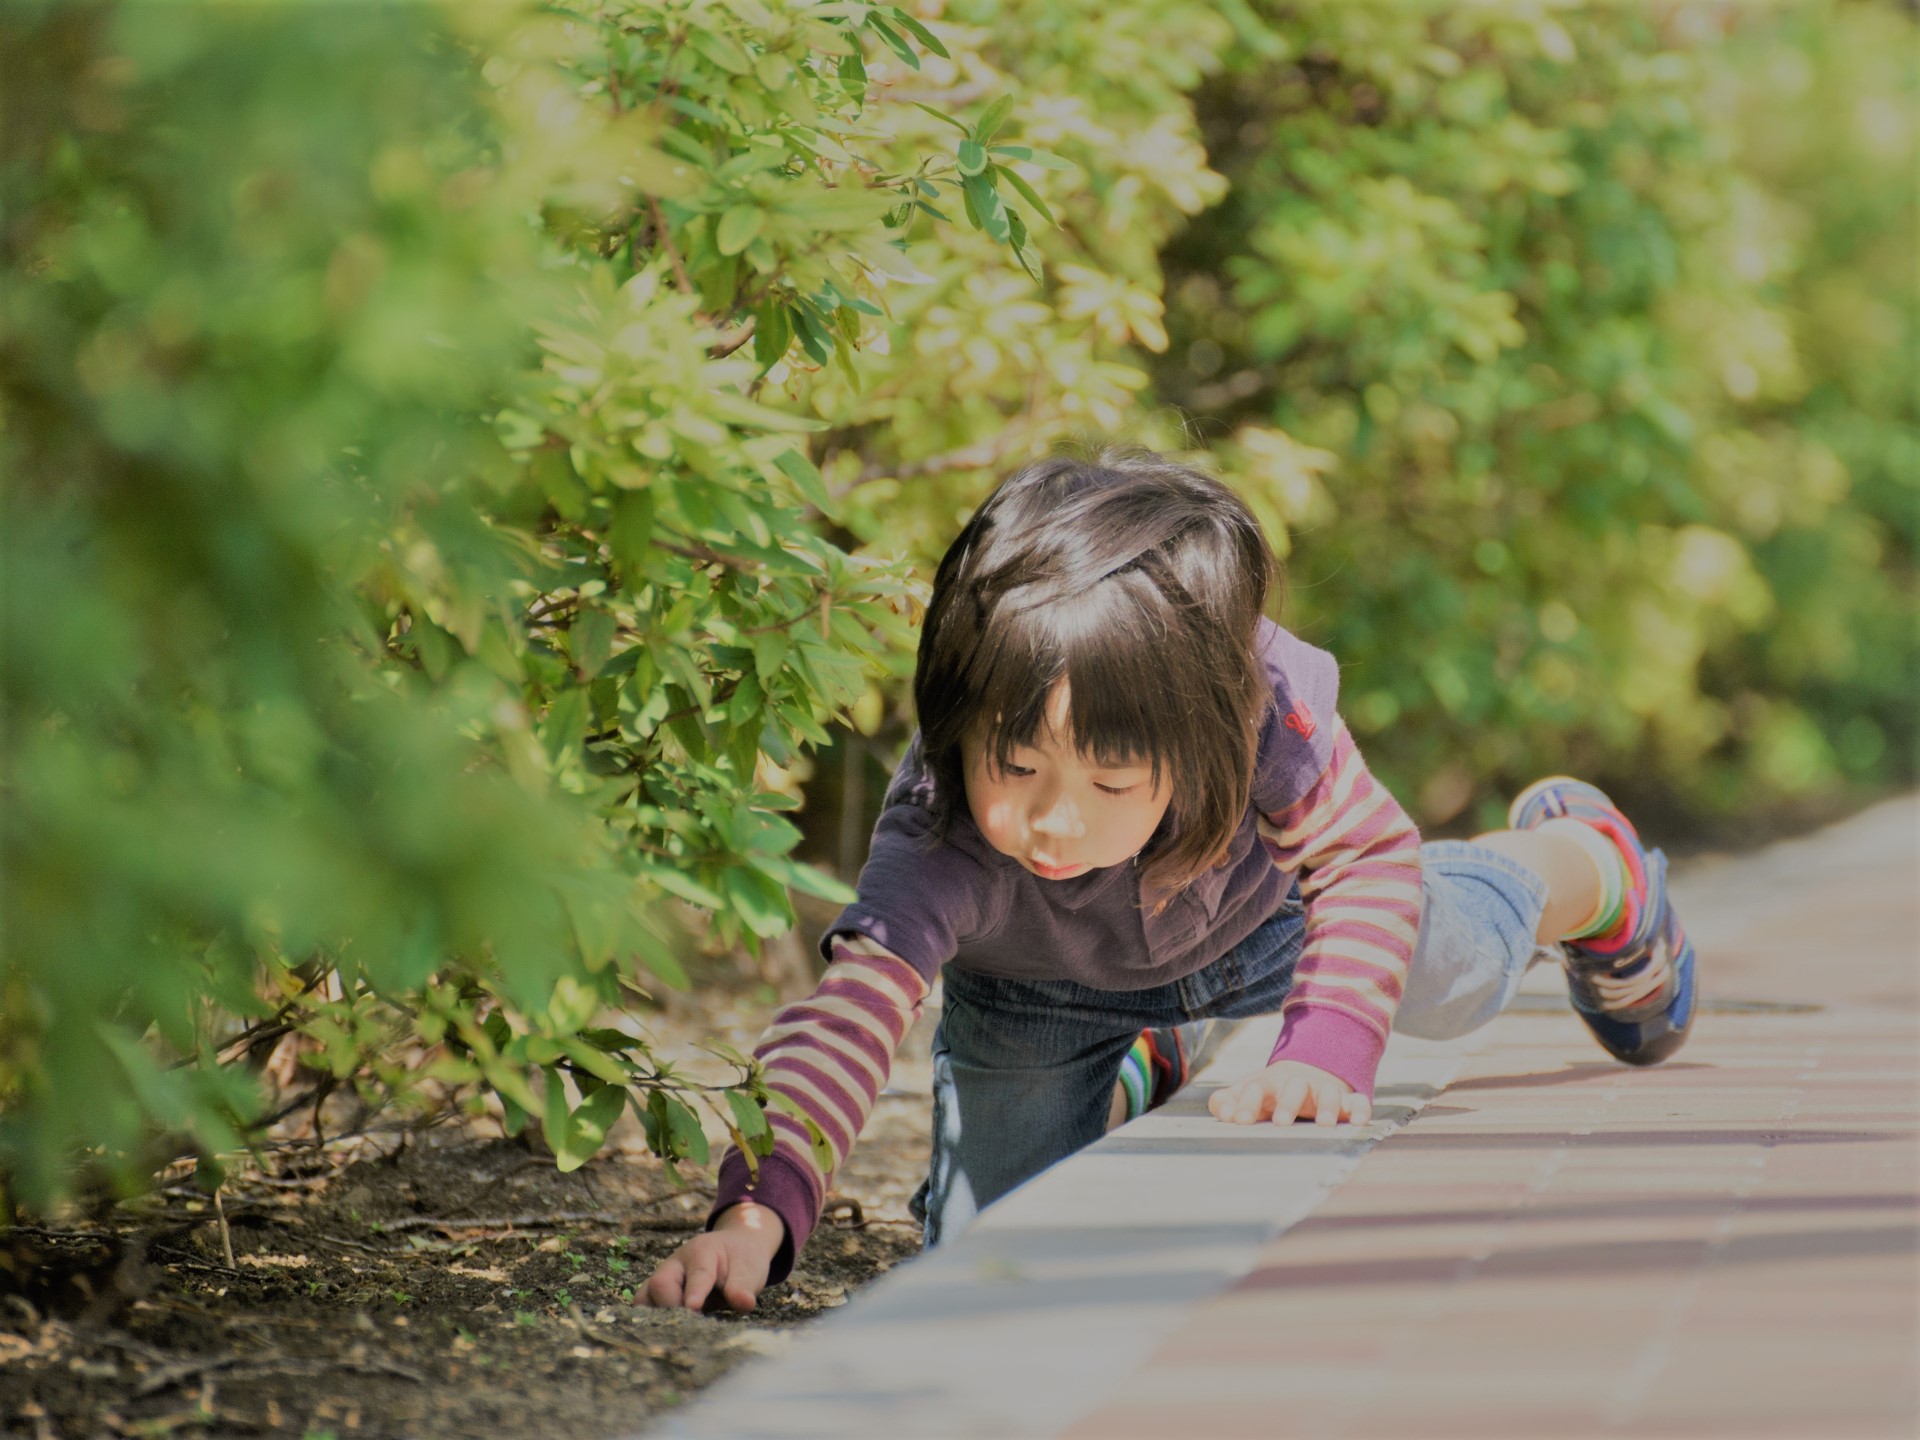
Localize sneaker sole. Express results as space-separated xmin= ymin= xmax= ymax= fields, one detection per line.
xmin=1567 ymin=897 xmax=1698 ymax=1065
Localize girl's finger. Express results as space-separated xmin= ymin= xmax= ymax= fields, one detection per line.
xmin=1311 ymin=1079 xmax=1342 ymax=1127
xmin=1269 ymin=1075 xmax=1310 ymax=1126
xmin=1234 ymin=1080 xmax=1270 ymax=1125
xmin=682 ymin=1246 xmax=723 ymax=1312
xmin=643 ymin=1257 xmax=686 ymax=1309
xmin=1344 ymin=1091 xmax=1373 ymax=1127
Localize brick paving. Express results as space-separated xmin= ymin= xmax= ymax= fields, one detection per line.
xmin=650 ymin=796 xmax=1920 ymax=1439
xmin=1065 ymin=796 xmax=1920 ymax=1439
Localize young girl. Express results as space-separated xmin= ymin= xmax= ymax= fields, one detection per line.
xmin=642 ymin=448 xmax=1697 ymax=1312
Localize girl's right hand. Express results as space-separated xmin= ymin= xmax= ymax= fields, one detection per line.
xmin=641 ymin=1201 xmax=787 ymax=1312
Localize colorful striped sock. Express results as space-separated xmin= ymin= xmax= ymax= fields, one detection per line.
xmin=1541 ymin=814 xmax=1641 ymax=951
xmin=1116 ymin=1035 xmax=1154 ymax=1121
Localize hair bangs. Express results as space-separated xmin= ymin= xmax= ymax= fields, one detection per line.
xmin=913 ymin=445 xmax=1278 ymax=897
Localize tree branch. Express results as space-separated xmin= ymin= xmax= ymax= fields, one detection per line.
xmin=708 ymin=316 xmax=756 ymax=359
xmin=648 ymin=194 xmax=695 ymax=295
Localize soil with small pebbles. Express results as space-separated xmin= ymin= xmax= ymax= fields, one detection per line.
xmin=0 ymin=996 xmax=938 ymax=1440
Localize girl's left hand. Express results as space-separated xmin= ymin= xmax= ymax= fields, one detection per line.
xmin=1208 ymin=1059 xmax=1372 ymax=1128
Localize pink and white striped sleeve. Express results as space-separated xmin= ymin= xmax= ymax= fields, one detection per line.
xmin=708 ymin=933 xmax=929 ymax=1283
xmin=1255 ymin=717 xmax=1423 ymax=1099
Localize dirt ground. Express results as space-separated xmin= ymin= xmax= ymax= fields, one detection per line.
xmin=0 ymin=992 xmax=941 ymax=1440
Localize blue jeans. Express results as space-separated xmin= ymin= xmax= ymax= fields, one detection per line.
xmin=910 ymin=839 xmax=1550 ymax=1245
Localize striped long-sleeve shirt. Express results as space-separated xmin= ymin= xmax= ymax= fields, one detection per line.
xmin=710 ymin=716 xmax=1422 ymax=1281
xmin=1259 ymin=716 xmax=1423 ymax=1085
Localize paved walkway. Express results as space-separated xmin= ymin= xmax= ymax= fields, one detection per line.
xmin=647 ymin=796 xmax=1920 ymax=1439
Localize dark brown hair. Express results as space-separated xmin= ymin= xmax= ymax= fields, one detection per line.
xmin=914 ymin=445 xmax=1278 ymax=897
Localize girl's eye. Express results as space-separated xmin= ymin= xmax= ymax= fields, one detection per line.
xmin=1095 ymin=783 xmax=1138 ymax=797
xmin=1002 ymin=763 xmax=1036 ymax=778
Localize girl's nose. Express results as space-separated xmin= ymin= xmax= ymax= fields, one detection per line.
xmin=1029 ymin=789 xmax=1084 ymax=839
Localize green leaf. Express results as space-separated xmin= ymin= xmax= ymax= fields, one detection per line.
xmin=973 ymin=95 xmax=1014 ymax=145
xmin=803 ymin=1114 xmax=834 ymax=1174
xmin=957 ymin=139 xmax=987 ymax=176
xmin=725 ymin=1090 xmax=774 ymax=1157
xmin=790 ymin=304 xmax=833 ymax=364
xmin=635 ymin=935 xmax=689 ymax=993
xmin=759 ymin=854 xmax=858 ymax=904
xmin=864 ymin=13 xmax=920 ymax=70
xmin=754 ymin=302 xmax=792 ymax=369
xmin=500 ymin=1091 xmax=529 ymax=1139
xmin=541 ymin=688 xmax=589 ymax=765
xmin=688 ymin=28 xmax=753 ymax=75
xmin=960 ymin=172 xmax=1010 ymax=243
xmin=640 ymin=1091 xmax=670 ymax=1157
xmin=641 ymin=862 xmax=726 ymax=911
xmin=609 ymin=492 xmax=656 ymax=578
xmin=887 ymin=8 xmax=950 ymax=58
xmin=1008 ymin=208 xmax=1038 ymax=279
xmin=990 ymin=144 xmax=1073 ymax=170
xmin=752 ymin=630 xmax=789 ymax=681
xmin=837 ymin=49 xmax=867 ymax=96
xmin=727 ymin=671 xmax=764 ymax=728
xmin=775 ymin=448 xmax=835 ymax=514
xmin=662 ymin=1095 xmax=710 ymax=1166
xmin=543 ymin=1066 xmax=575 ymax=1161
xmin=993 ymin=163 xmax=1056 ymax=226
xmin=705 ymin=390 xmax=830 ymax=432
xmin=554 ymin=1081 xmax=627 ymax=1173
xmin=722 ymin=864 xmax=793 ymax=938
xmin=573 ymin=607 xmax=616 ymax=677
xmin=558 ymin=1037 xmax=629 ymax=1086
xmin=909 ymin=101 xmax=972 ymax=135
xmin=716 ymin=205 xmax=765 ymax=257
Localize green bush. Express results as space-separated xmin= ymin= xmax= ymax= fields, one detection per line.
xmin=1147 ymin=2 xmax=1915 ymax=831
xmin=0 ymin=4 xmax=661 ymax=1206
xmin=0 ymin=0 xmax=1059 ymax=1208
xmin=3 ymin=0 xmax=1910 ymax=1211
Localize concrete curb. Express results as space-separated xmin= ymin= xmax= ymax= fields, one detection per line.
xmin=639 ymin=1021 xmax=1493 ymax=1439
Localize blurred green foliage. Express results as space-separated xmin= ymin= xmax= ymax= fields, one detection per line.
xmin=1150 ymin=1 xmax=1916 ymax=831
xmin=0 ymin=0 xmax=1057 ymax=1208
xmin=2 ymin=0 xmax=1911 ymax=1209
xmin=0 ymin=4 xmax=673 ymax=1207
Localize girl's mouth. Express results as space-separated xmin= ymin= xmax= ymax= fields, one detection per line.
xmin=1029 ymin=858 xmax=1086 ymax=880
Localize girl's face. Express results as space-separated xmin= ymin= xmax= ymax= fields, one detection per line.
xmin=961 ymin=682 xmax=1171 ymax=881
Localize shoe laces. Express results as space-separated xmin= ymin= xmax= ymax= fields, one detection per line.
xmin=1569 ymin=921 xmax=1674 ymax=1013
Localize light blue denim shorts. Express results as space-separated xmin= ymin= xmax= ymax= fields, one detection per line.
xmin=913 ymin=838 xmax=1550 ymax=1243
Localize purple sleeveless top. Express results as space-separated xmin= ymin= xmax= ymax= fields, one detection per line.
xmin=821 ymin=620 xmax=1342 ymax=992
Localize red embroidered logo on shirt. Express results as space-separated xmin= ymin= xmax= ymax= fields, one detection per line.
xmin=1283 ymin=701 xmax=1316 ymax=739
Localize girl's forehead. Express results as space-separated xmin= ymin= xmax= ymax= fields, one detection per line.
xmin=1042 ymin=678 xmax=1073 ymax=735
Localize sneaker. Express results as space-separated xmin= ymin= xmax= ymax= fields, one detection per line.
xmin=1508 ymin=777 xmax=1698 ymax=1066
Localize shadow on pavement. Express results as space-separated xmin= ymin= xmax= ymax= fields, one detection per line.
xmin=1291 ymin=1191 xmax=1920 ymax=1232
xmin=1098 ymin=1126 xmax=1894 ymax=1156
xmin=1446 ymin=1061 xmax=1714 ymax=1091
xmin=1233 ymin=1222 xmax=1920 ymax=1290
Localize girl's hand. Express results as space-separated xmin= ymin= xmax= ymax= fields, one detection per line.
xmin=641 ymin=1201 xmax=786 ymax=1312
xmin=1207 ymin=1059 xmax=1372 ymax=1128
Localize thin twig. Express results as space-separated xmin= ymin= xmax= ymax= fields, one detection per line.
xmin=435 ymin=1157 xmax=547 ymax=1219
xmin=708 ymin=317 xmax=756 ymax=359
xmin=654 ymin=538 xmax=752 ymax=572
xmin=213 ymin=1189 xmax=236 ymax=1269
xmin=847 ymin=432 xmax=1024 ymax=491
xmin=135 ymin=1354 xmax=241 ymax=1400
xmin=372 ymin=1209 xmax=627 ymax=1235
xmin=648 ymin=195 xmax=695 ymax=295
xmin=882 ymin=82 xmax=997 ymax=107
